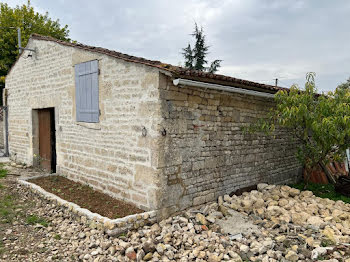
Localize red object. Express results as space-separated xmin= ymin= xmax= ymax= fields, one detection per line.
xmin=126 ymin=251 xmax=136 ymax=260
xmin=303 ymin=168 xmax=329 ymax=184
xmin=334 ymin=162 xmax=347 ymax=176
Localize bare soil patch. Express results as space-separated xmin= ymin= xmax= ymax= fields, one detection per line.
xmin=29 ymin=175 xmax=143 ymax=219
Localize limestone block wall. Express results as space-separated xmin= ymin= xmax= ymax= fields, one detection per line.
xmin=5 ymin=39 xmax=163 ymax=210
xmin=158 ymin=75 xmax=302 ymax=215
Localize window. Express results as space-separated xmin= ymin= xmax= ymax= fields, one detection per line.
xmin=74 ymin=60 xmax=99 ymax=123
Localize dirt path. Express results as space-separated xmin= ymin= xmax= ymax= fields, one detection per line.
xmin=0 ymin=164 xmax=118 ymax=262
xmin=0 ymin=173 xmax=75 ymax=261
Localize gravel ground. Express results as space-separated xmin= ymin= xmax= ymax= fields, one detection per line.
xmin=1 ymin=172 xmax=107 ymax=261
xmin=1 ymin=165 xmax=350 ymax=261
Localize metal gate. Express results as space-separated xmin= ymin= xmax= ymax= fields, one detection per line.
xmin=0 ymin=106 xmax=9 ymax=157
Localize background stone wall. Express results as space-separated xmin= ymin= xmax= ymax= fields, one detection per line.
xmin=0 ymin=119 xmax=4 ymax=149
xmin=158 ymin=75 xmax=302 ymax=215
xmin=5 ymin=39 xmax=163 ymax=211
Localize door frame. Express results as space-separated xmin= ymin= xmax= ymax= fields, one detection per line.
xmin=32 ymin=107 xmax=57 ymax=172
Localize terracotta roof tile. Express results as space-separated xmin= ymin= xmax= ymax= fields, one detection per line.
xmin=28 ymin=34 xmax=287 ymax=93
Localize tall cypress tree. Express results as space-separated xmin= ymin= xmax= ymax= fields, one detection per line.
xmin=192 ymin=23 xmax=208 ymax=71
xmin=182 ymin=23 xmax=222 ymax=73
xmin=182 ymin=43 xmax=194 ymax=69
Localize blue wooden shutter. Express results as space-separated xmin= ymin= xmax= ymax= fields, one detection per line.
xmin=75 ymin=60 xmax=99 ymax=123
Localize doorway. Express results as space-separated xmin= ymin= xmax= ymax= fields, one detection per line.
xmin=37 ymin=108 xmax=56 ymax=173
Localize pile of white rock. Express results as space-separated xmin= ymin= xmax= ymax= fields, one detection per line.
xmin=94 ymin=183 xmax=350 ymax=261
xmin=4 ymin=170 xmax=350 ymax=261
xmin=9 ymin=161 xmax=27 ymax=169
xmin=198 ymin=183 xmax=350 ymax=261
xmin=115 ymin=215 xmax=243 ymax=262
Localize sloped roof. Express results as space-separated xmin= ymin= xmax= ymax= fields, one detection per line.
xmin=18 ymin=34 xmax=288 ymax=94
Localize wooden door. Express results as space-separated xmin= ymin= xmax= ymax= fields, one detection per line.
xmin=38 ymin=109 xmax=52 ymax=172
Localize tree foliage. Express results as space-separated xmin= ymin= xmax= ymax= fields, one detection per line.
xmin=337 ymin=77 xmax=350 ymax=91
xmin=246 ymin=73 xmax=350 ymax=176
xmin=0 ymin=1 xmax=70 ymax=93
xmin=182 ymin=23 xmax=222 ymax=73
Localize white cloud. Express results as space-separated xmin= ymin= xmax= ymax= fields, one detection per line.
xmin=4 ymin=0 xmax=350 ymax=91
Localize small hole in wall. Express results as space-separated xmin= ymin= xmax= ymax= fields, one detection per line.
xmin=161 ymin=128 xmax=167 ymax=136
xmin=141 ymin=126 xmax=147 ymax=137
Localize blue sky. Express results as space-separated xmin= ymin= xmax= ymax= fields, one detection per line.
xmin=5 ymin=0 xmax=350 ymax=91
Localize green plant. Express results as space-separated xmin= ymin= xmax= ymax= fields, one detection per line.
xmin=246 ymin=73 xmax=350 ymax=184
xmin=291 ymin=182 xmax=350 ymax=203
xmin=49 ymin=176 xmax=59 ymax=183
xmin=0 ymin=239 xmax=4 ymax=255
xmin=0 ymin=1 xmax=70 ymax=95
xmin=0 ymin=194 xmax=15 ymax=223
xmin=53 ymin=234 xmax=61 ymax=240
xmin=33 ymin=154 xmax=51 ymax=172
xmin=321 ymin=238 xmax=334 ymax=247
xmin=26 ymin=215 xmax=48 ymax=227
xmin=51 ymin=188 xmax=61 ymax=193
xmin=0 ymin=169 xmax=7 ymax=178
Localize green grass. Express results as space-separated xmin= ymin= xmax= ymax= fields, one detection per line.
xmin=321 ymin=239 xmax=335 ymax=247
xmin=0 ymin=169 xmax=7 ymax=179
xmin=0 ymin=239 xmax=4 ymax=254
xmin=53 ymin=234 xmax=61 ymax=240
xmin=0 ymin=195 xmax=15 ymax=223
xmin=49 ymin=176 xmax=59 ymax=183
xmin=26 ymin=215 xmax=49 ymax=227
xmin=291 ymin=182 xmax=350 ymax=204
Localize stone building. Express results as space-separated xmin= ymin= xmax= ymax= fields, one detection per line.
xmin=5 ymin=34 xmax=301 ymax=216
